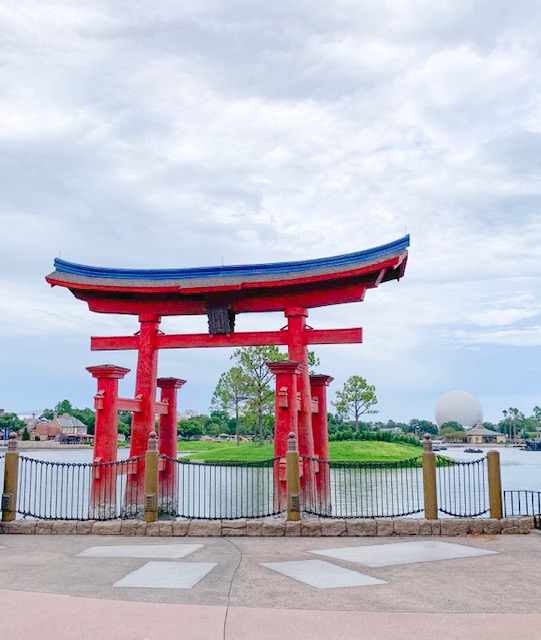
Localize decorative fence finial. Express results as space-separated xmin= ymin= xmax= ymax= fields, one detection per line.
xmin=287 ymin=432 xmax=297 ymax=452
xmin=148 ymin=431 xmax=158 ymax=452
xmin=8 ymin=431 xmax=18 ymax=452
xmin=423 ymin=433 xmax=433 ymax=453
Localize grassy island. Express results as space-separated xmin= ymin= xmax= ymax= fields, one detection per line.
xmin=177 ymin=440 xmax=421 ymax=463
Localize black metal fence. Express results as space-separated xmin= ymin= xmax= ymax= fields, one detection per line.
xmin=504 ymin=491 xmax=541 ymax=529
xmin=159 ymin=455 xmax=284 ymax=519
xmin=436 ymin=455 xmax=489 ymax=517
xmin=16 ymin=455 xmax=143 ymax=520
xmin=5 ymin=447 xmax=537 ymax=525
xmin=301 ymin=456 xmax=424 ymax=518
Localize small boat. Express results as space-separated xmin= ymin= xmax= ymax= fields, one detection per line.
xmin=464 ymin=448 xmax=483 ymax=453
xmin=523 ymin=440 xmax=541 ymax=451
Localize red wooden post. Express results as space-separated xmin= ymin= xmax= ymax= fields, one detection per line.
xmin=157 ymin=377 xmax=185 ymax=514
xmin=310 ymin=374 xmax=334 ymax=513
xmin=267 ymin=361 xmax=303 ymax=509
xmin=87 ymin=364 xmax=130 ymax=518
xmin=127 ymin=314 xmax=161 ymax=511
xmin=285 ymin=307 xmax=316 ymax=500
xmin=284 ymin=308 xmax=314 ymax=458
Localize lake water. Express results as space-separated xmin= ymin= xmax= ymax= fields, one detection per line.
xmin=442 ymin=446 xmax=541 ymax=492
xmin=9 ymin=446 xmax=541 ymax=492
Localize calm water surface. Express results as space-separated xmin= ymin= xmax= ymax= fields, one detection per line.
xmin=442 ymin=446 xmax=541 ymax=491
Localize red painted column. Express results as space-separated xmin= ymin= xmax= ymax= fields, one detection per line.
xmin=127 ymin=314 xmax=161 ymax=511
xmin=284 ymin=308 xmax=315 ymax=458
xmin=157 ymin=377 xmax=186 ymax=514
xmin=310 ymin=374 xmax=334 ymax=513
xmin=87 ymin=364 xmax=130 ymax=518
xmin=284 ymin=307 xmax=316 ymax=500
xmin=267 ymin=361 xmax=303 ymax=509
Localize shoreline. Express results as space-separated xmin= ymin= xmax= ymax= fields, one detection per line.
xmin=0 ymin=442 xmax=92 ymax=450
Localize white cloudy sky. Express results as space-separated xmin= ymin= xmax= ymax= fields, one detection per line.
xmin=1 ymin=0 xmax=540 ymax=423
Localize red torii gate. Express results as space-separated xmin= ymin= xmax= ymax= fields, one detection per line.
xmin=46 ymin=235 xmax=409 ymax=514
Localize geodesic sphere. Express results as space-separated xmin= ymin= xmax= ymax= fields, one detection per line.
xmin=435 ymin=390 xmax=483 ymax=428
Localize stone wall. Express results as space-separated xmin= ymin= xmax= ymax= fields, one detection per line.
xmin=0 ymin=516 xmax=534 ymax=536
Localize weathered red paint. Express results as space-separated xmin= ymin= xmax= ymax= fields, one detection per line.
xmin=129 ymin=314 xmax=161 ymax=458
xmin=86 ymin=364 xmax=130 ymax=517
xmin=266 ymin=361 xmax=304 ymax=507
xmin=310 ymin=374 xmax=334 ymax=510
xmin=90 ymin=328 xmax=363 ymax=351
xmin=126 ymin=314 xmax=161 ymax=508
xmin=284 ymin=308 xmax=315 ymax=460
xmin=81 ymin=285 xmax=367 ymax=315
xmin=157 ymin=378 xmax=186 ymax=513
xmin=157 ymin=378 xmax=185 ymax=459
xmin=310 ymin=375 xmax=334 ymax=461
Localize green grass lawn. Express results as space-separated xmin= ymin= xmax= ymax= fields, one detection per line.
xmin=177 ymin=439 xmax=421 ymax=463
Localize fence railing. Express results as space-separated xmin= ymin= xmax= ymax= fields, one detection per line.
xmin=436 ymin=455 xmax=489 ymax=517
xmin=159 ymin=455 xmax=284 ymax=519
xmin=0 ymin=433 xmax=531 ymax=525
xmin=16 ymin=455 xmax=143 ymax=520
xmin=301 ymin=456 xmax=423 ymax=518
xmin=504 ymin=491 xmax=541 ymax=529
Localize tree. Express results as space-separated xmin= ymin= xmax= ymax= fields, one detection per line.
xmin=531 ymin=406 xmax=541 ymax=435
xmin=332 ymin=376 xmax=378 ymax=431
xmin=177 ymin=417 xmax=204 ymax=440
xmin=0 ymin=412 xmax=25 ymax=434
xmin=231 ymin=346 xmax=285 ymax=445
xmin=308 ymin=351 xmax=320 ymax=375
xmin=55 ymin=399 xmax=74 ymax=415
xmin=211 ymin=367 xmax=251 ymax=446
xmin=439 ymin=421 xmax=464 ymax=433
xmin=502 ymin=407 xmax=525 ymax=442
xmin=408 ymin=419 xmax=438 ymax=436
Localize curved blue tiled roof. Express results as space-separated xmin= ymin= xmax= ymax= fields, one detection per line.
xmin=53 ymin=236 xmax=410 ymax=282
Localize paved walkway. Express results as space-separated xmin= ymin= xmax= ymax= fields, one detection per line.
xmin=1 ymin=532 xmax=540 ymax=639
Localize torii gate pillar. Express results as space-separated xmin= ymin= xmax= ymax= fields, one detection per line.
xmin=310 ymin=374 xmax=334 ymax=513
xmin=130 ymin=314 xmax=161 ymax=459
xmin=125 ymin=314 xmax=161 ymax=510
xmin=267 ymin=360 xmax=304 ymax=508
xmin=86 ymin=364 xmax=130 ymax=518
xmin=284 ymin=308 xmax=315 ymax=459
xmin=157 ymin=377 xmax=186 ymax=513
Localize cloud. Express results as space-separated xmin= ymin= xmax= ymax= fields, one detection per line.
xmin=0 ymin=1 xmax=540 ymax=421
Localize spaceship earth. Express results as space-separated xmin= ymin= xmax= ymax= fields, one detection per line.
xmin=435 ymin=390 xmax=483 ymax=428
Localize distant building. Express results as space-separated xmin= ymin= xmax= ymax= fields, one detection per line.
xmin=379 ymin=427 xmax=404 ymax=435
xmin=30 ymin=412 xmax=90 ymax=442
xmin=465 ymin=422 xmax=506 ymax=445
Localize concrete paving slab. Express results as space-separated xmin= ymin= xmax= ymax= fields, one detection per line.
xmin=260 ymin=559 xmax=387 ymax=589
xmin=78 ymin=544 xmax=203 ymax=559
xmin=310 ymin=540 xmax=497 ymax=567
xmin=113 ymin=561 xmax=217 ymax=589
xmin=1 ymin=534 xmax=540 ymax=615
